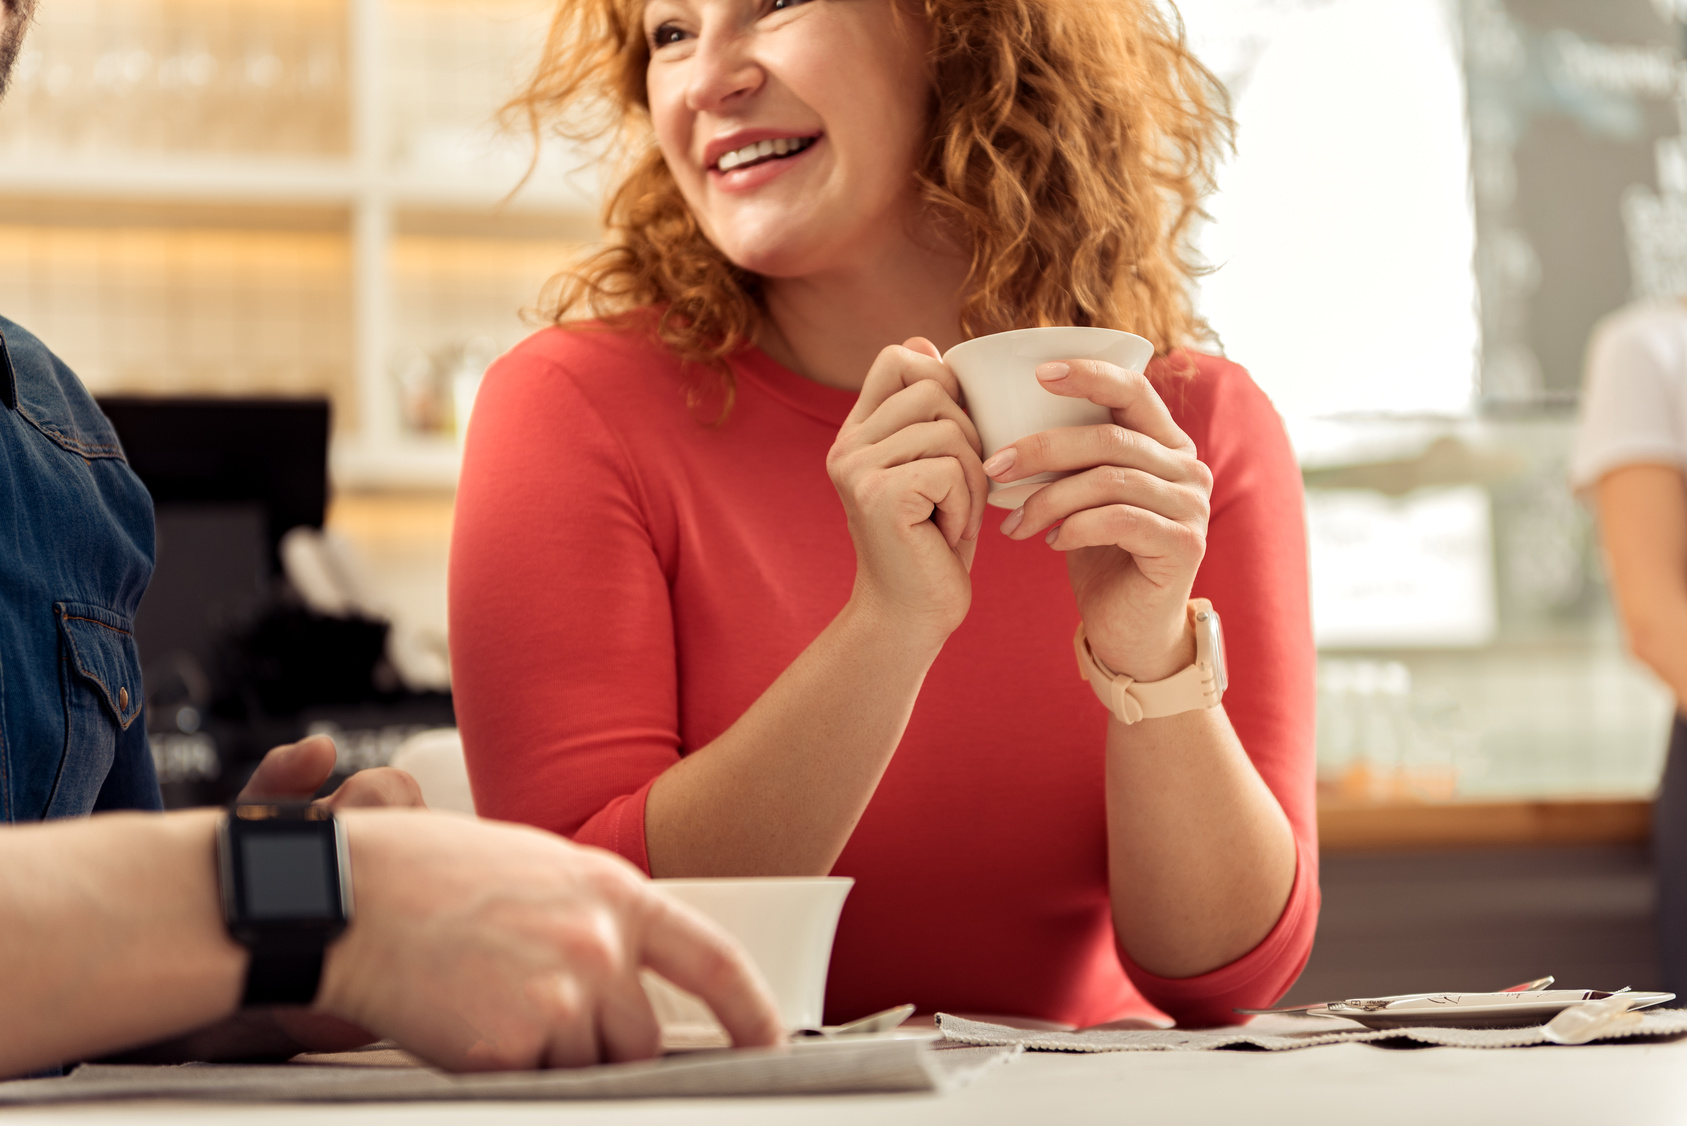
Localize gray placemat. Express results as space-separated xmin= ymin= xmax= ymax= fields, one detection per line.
xmin=937 ymin=1009 xmax=1687 ymax=1052
xmin=0 ymin=1038 xmax=1021 ymax=1104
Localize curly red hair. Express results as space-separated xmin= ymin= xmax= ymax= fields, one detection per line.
xmin=508 ymin=0 xmax=1229 ymax=397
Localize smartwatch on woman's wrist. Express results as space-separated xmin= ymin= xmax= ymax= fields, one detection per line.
xmin=1074 ymin=599 xmax=1228 ymax=725
xmin=217 ymin=802 xmax=353 ymax=1007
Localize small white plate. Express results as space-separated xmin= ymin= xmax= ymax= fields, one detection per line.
xmin=1310 ymin=990 xmax=1675 ymax=1029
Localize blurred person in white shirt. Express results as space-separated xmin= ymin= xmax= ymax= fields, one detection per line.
xmin=1573 ymin=297 xmax=1687 ymax=996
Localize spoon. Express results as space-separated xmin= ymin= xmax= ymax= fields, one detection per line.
xmin=1543 ymin=991 xmax=1644 ymax=1045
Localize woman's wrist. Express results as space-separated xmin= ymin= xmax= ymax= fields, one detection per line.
xmin=841 ymin=583 xmax=956 ymax=665
xmin=1088 ymin=615 xmax=1194 ymax=684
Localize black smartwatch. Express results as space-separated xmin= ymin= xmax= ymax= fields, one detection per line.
xmin=217 ymin=803 xmax=354 ymax=1007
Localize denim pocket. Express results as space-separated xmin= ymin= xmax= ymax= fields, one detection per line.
xmin=45 ymin=601 xmax=145 ymax=818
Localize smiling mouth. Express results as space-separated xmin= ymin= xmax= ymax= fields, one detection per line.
xmin=714 ymin=135 xmax=819 ymax=173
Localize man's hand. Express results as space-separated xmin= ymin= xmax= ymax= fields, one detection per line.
xmin=319 ymin=811 xmax=785 ymax=1069
xmin=225 ymin=735 xmax=426 ymax=1055
xmin=237 ymin=735 xmax=425 ymax=809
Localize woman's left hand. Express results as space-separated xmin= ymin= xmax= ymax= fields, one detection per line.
xmin=983 ymin=359 xmax=1211 ymax=683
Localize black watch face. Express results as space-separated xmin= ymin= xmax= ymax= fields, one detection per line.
xmin=242 ymin=832 xmax=336 ymax=919
xmin=225 ymin=810 xmax=348 ymax=930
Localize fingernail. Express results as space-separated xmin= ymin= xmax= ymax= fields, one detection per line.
xmin=982 ymin=447 xmax=1017 ymax=477
xmin=1045 ymin=525 xmax=1059 ymax=545
xmin=999 ymin=507 xmax=1024 ymax=536
xmin=1037 ymin=362 xmax=1070 ymax=382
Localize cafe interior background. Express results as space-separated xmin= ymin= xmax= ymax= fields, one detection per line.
xmin=3 ymin=0 xmax=1684 ymax=1001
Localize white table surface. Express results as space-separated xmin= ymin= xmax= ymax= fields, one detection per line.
xmin=6 ymin=1038 xmax=1687 ymax=1126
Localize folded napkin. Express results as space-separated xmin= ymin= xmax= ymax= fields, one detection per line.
xmin=0 ymin=1038 xmax=1020 ymax=1105
xmin=937 ymin=1009 xmax=1687 ymax=1052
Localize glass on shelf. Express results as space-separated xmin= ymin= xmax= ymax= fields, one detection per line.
xmin=1316 ymin=658 xmax=1461 ymax=803
xmin=0 ymin=0 xmax=349 ymax=160
xmin=385 ymin=0 xmax=600 ymax=203
xmin=389 ymin=334 xmax=497 ymax=440
xmin=0 ymin=222 xmax=356 ymax=425
xmin=390 ymin=234 xmax=582 ymax=440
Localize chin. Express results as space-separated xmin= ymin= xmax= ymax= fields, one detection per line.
xmin=709 ymin=223 xmax=855 ymax=281
xmin=718 ymin=244 xmax=809 ymax=279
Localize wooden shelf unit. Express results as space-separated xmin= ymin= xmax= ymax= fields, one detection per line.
xmin=0 ymin=0 xmax=597 ymax=490
xmin=1318 ymin=796 xmax=1653 ymax=851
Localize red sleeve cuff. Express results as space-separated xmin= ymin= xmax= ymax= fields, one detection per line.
xmin=1117 ymin=837 xmax=1320 ymax=1027
xmin=570 ymin=776 xmax=659 ymax=875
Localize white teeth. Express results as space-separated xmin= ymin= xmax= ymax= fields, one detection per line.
xmin=715 ymin=135 xmax=813 ymax=172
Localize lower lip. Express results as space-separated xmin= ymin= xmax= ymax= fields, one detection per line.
xmin=708 ymin=138 xmax=821 ymax=193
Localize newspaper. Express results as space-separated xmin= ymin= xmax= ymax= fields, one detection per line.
xmin=0 ymin=1037 xmax=1018 ymax=1105
xmin=937 ymin=1009 xmax=1687 ymax=1052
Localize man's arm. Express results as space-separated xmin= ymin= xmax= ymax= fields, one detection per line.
xmin=0 ymin=809 xmax=782 ymax=1079
xmin=1598 ymin=464 xmax=1687 ymax=704
xmin=0 ymin=810 xmax=244 ymax=1073
xmin=102 ymin=734 xmax=429 ymax=1064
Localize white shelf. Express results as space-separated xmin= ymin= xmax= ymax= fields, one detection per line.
xmin=0 ymin=154 xmax=359 ymax=204
xmin=0 ymin=155 xmax=594 ymax=218
xmin=0 ymin=0 xmax=593 ymax=492
xmin=388 ymin=171 xmax=595 ymax=215
xmin=331 ymin=435 xmax=463 ymax=491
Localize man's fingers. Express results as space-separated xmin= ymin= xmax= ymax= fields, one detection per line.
xmin=639 ymin=896 xmax=783 ymax=1048
xmin=1035 ymin=360 xmax=1192 ymax=453
xmin=594 ymin=975 xmax=663 ymax=1063
xmin=538 ymin=977 xmax=603 ymax=1069
xmin=237 ymin=735 xmax=338 ymax=802
xmin=272 ymin=1010 xmax=380 ymax=1054
xmin=324 ymin=767 xmax=427 ymax=809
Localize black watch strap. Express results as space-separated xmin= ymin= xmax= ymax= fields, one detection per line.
xmin=219 ymin=802 xmax=353 ymax=1009
xmin=242 ymin=943 xmax=328 ymax=1007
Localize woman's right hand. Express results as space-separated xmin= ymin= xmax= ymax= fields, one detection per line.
xmin=826 ymin=338 xmax=988 ymax=643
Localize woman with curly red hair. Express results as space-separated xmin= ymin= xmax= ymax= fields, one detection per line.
xmin=450 ymin=0 xmax=1317 ymax=1028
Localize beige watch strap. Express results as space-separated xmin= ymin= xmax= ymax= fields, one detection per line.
xmin=1073 ymin=602 xmax=1224 ymax=725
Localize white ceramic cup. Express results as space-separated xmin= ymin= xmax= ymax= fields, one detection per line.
xmin=943 ymin=326 xmax=1155 ymax=509
xmin=642 ymin=876 xmax=853 ymax=1036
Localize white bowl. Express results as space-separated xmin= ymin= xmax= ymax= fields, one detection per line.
xmin=642 ymin=876 xmax=853 ymax=1037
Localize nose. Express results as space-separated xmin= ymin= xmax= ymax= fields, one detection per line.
xmin=685 ymin=24 xmax=763 ymax=112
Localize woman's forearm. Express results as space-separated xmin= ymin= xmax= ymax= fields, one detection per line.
xmin=0 ymin=811 xmax=246 ymax=1077
xmin=1104 ymin=707 xmax=1297 ymax=979
xmin=644 ymin=596 xmax=945 ymax=877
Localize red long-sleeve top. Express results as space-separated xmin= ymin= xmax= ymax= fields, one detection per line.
xmin=449 ymin=323 xmax=1319 ymax=1028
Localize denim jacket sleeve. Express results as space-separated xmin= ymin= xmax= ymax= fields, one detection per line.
xmin=0 ymin=316 xmax=161 ymax=821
